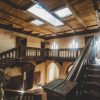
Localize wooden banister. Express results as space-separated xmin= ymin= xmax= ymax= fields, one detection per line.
xmin=0 ymin=47 xmax=83 ymax=68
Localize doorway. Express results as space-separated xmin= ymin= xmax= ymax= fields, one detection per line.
xmin=16 ymin=36 xmax=27 ymax=47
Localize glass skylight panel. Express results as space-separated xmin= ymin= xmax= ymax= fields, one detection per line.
xmin=54 ymin=7 xmax=72 ymax=18
xmin=27 ymin=4 xmax=64 ymax=26
xmin=31 ymin=19 xmax=44 ymax=26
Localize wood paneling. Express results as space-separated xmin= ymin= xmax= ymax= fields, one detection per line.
xmin=0 ymin=0 xmax=99 ymax=39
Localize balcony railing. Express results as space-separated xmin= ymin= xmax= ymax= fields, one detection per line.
xmin=0 ymin=47 xmax=83 ymax=67
xmin=24 ymin=47 xmax=83 ymax=60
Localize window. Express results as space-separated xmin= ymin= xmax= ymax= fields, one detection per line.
xmin=54 ymin=7 xmax=72 ymax=18
xmin=96 ymin=39 xmax=100 ymax=50
xmin=51 ymin=42 xmax=58 ymax=49
xmin=31 ymin=19 xmax=44 ymax=26
xmin=48 ymin=63 xmax=59 ymax=82
xmin=27 ymin=4 xmax=64 ymax=26
xmin=69 ymin=40 xmax=78 ymax=49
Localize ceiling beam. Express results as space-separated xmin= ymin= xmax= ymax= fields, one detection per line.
xmin=0 ymin=11 xmax=53 ymax=35
xmin=65 ymin=0 xmax=86 ymax=29
xmin=93 ymin=0 xmax=100 ymax=28
xmin=45 ymin=29 xmax=99 ymax=40
xmin=0 ymin=23 xmax=44 ymax=39
xmin=23 ymin=2 xmax=34 ymax=10
xmin=1 ymin=0 xmax=34 ymax=10
xmin=0 ymin=9 xmax=27 ymax=22
xmin=31 ymin=0 xmax=76 ymax=32
xmin=0 ymin=0 xmax=22 ymax=9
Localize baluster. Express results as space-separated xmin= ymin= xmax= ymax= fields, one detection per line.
xmin=50 ymin=49 xmax=51 ymax=57
xmin=31 ymin=49 xmax=32 ymax=56
xmin=0 ymin=57 xmax=1 ymax=66
xmin=69 ymin=50 xmax=71 ymax=58
xmin=12 ymin=51 xmax=15 ymax=58
xmin=76 ymin=50 xmax=78 ymax=58
xmin=60 ymin=50 xmax=61 ymax=57
xmin=65 ymin=50 xmax=66 ymax=57
xmin=58 ymin=49 xmax=59 ymax=57
xmin=29 ymin=49 xmax=31 ymax=56
xmin=70 ymin=50 xmax=72 ymax=58
xmin=63 ymin=50 xmax=64 ymax=57
xmin=72 ymin=50 xmax=74 ymax=58
xmin=16 ymin=48 xmax=18 ymax=58
xmin=74 ymin=51 xmax=76 ymax=58
xmin=36 ymin=49 xmax=37 ymax=57
xmin=26 ymin=94 xmax=28 ymax=100
xmin=37 ymin=49 xmax=38 ymax=56
xmin=26 ymin=48 xmax=28 ymax=57
xmin=17 ymin=94 xmax=21 ymax=100
xmin=32 ymin=49 xmax=34 ymax=56
xmin=38 ymin=49 xmax=39 ymax=56
xmin=65 ymin=50 xmax=66 ymax=58
xmin=62 ymin=50 xmax=64 ymax=57
xmin=22 ymin=94 xmax=25 ymax=100
xmin=52 ymin=50 xmax=53 ymax=57
xmin=52 ymin=49 xmax=54 ymax=57
xmin=27 ymin=49 xmax=28 ymax=57
xmin=68 ymin=50 xmax=69 ymax=58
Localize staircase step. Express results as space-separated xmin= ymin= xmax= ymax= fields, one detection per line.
xmin=87 ymin=75 xmax=100 ymax=83
xmin=84 ymin=90 xmax=100 ymax=100
xmin=89 ymin=63 xmax=100 ymax=67
xmin=86 ymin=69 xmax=100 ymax=75
xmin=88 ymin=64 xmax=100 ymax=69
xmin=86 ymin=82 xmax=100 ymax=92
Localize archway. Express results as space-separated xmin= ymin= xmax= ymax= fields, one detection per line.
xmin=47 ymin=62 xmax=59 ymax=82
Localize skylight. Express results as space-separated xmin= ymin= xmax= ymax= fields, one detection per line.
xmin=27 ymin=4 xmax=64 ymax=26
xmin=54 ymin=7 xmax=72 ymax=18
xmin=31 ymin=19 xmax=44 ymax=26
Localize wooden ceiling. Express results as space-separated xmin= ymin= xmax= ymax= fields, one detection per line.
xmin=0 ymin=0 xmax=99 ymax=39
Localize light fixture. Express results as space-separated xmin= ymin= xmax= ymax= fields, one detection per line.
xmin=27 ymin=4 xmax=64 ymax=26
xmin=54 ymin=7 xmax=72 ymax=18
xmin=31 ymin=19 xmax=44 ymax=26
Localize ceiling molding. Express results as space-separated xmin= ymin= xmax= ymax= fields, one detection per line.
xmin=45 ymin=28 xmax=100 ymax=40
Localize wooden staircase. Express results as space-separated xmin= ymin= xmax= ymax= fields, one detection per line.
xmin=43 ymin=37 xmax=100 ymax=100
xmin=0 ymin=48 xmax=18 ymax=68
xmin=83 ymin=64 xmax=100 ymax=100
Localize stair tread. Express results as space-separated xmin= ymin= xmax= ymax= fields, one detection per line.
xmin=84 ymin=90 xmax=100 ymax=97
xmin=86 ymin=81 xmax=100 ymax=86
xmin=88 ymin=75 xmax=100 ymax=78
xmin=87 ymin=68 xmax=100 ymax=71
xmin=89 ymin=63 xmax=100 ymax=66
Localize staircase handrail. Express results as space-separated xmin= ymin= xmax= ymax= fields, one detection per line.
xmin=66 ymin=37 xmax=95 ymax=82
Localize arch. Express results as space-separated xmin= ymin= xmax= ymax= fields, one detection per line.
xmin=47 ymin=62 xmax=60 ymax=82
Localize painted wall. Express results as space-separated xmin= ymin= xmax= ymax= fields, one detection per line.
xmin=0 ymin=29 xmax=44 ymax=53
xmin=0 ymin=29 xmax=16 ymax=53
xmin=47 ymin=35 xmax=85 ymax=49
xmin=27 ymin=37 xmax=43 ymax=48
xmin=34 ymin=62 xmax=46 ymax=85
